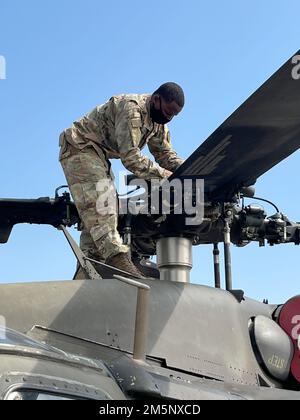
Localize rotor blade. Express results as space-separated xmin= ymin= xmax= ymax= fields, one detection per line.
xmin=173 ymin=51 xmax=300 ymax=200
xmin=0 ymin=226 xmax=13 ymax=244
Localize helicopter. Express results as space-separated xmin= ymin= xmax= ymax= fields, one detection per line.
xmin=0 ymin=51 xmax=299 ymax=401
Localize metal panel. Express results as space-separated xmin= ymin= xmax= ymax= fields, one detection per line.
xmin=0 ymin=280 xmax=276 ymax=386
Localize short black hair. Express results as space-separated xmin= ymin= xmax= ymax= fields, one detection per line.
xmin=153 ymin=82 xmax=185 ymax=107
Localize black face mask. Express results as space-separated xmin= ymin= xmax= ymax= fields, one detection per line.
xmin=150 ymin=97 xmax=170 ymax=125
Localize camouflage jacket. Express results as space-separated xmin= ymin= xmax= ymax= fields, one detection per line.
xmin=59 ymin=94 xmax=184 ymax=179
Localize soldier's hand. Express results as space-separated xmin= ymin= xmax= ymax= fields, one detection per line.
xmin=163 ymin=169 xmax=173 ymax=178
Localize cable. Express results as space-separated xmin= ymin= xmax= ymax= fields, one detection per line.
xmin=55 ymin=185 xmax=69 ymax=198
xmin=250 ymin=196 xmax=280 ymax=213
xmin=118 ymin=186 xmax=140 ymax=197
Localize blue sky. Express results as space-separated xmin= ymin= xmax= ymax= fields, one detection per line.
xmin=0 ymin=0 xmax=299 ymax=303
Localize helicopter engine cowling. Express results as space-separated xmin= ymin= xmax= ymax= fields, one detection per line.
xmin=250 ymin=315 xmax=294 ymax=382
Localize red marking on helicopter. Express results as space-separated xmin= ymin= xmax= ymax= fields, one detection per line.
xmin=279 ymin=296 xmax=300 ymax=383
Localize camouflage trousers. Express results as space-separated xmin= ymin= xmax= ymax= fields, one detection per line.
xmin=60 ymin=142 xmax=129 ymax=261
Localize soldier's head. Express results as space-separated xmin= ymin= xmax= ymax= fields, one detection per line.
xmin=150 ymin=82 xmax=185 ymax=125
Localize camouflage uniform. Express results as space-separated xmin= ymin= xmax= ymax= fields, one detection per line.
xmin=59 ymin=94 xmax=184 ymax=261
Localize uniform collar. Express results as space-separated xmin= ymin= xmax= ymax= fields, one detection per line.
xmin=143 ymin=96 xmax=156 ymax=131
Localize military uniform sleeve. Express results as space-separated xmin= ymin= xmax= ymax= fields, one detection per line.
xmin=148 ymin=125 xmax=184 ymax=172
xmin=115 ymin=101 xmax=167 ymax=179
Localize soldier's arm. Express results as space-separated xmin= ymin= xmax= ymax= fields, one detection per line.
xmin=148 ymin=125 xmax=184 ymax=173
xmin=115 ymin=101 xmax=169 ymax=179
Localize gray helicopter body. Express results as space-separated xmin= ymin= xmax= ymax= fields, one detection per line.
xmin=0 ymin=279 xmax=299 ymax=400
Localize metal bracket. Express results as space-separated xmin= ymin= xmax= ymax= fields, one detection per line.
xmin=59 ymin=225 xmax=102 ymax=281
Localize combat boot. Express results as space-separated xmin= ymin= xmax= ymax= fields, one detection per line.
xmin=106 ymin=252 xmax=146 ymax=279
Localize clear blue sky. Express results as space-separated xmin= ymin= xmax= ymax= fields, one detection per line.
xmin=0 ymin=0 xmax=299 ymax=303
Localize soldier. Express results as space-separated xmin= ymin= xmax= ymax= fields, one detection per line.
xmin=59 ymin=82 xmax=185 ymax=278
